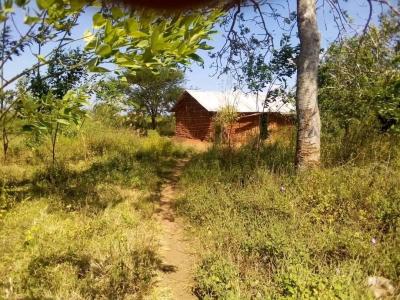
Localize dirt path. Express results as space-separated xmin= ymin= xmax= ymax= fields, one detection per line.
xmin=153 ymin=158 xmax=197 ymax=300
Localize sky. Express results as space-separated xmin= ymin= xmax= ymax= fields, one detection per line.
xmin=3 ymin=0 xmax=387 ymax=92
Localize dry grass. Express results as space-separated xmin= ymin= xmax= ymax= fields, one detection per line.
xmin=0 ymin=121 xmax=189 ymax=299
xmin=177 ymin=129 xmax=400 ymax=299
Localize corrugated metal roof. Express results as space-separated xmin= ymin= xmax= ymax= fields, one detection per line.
xmin=182 ymin=89 xmax=295 ymax=114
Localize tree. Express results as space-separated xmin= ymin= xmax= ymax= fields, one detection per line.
xmin=33 ymin=48 xmax=88 ymax=98
xmin=1 ymin=1 xmax=221 ymax=122
xmin=29 ymin=48 xmax=88 ymax=99
xmin=92 ymin=77 xmax=131 ymax=127
xmin=0 ymin=0 xmax=90 ymax=152
xmin=21 ymin=89 xmax=88 ymax=164
xmin=127 ymin=68 xmax=184 ymax=129
xmin=295 ymin=0 xmax=321 ymax=169
xmin=319 ymin=11 xmax=400 ymax=134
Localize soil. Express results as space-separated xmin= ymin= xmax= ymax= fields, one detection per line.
xmin=154 ymin=158 xmax=197 ymax=299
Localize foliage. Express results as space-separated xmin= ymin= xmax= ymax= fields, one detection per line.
xmin=86 ymin=7 xmax=222 ymax=75
xmin=93 ymin=70 xmax=183 ymax=130
xmin=319 ymin=12 xmax=400 ymax=133
xmin=213 ymin=3 xmax=298 ymax=93
xmin=91 ymin=77 xmax=131 ymax=128
xmin=126 ymin=67 xmax=184 ymax=129
xmin=20 ymin=89 xmax=88 ymax=163
xmin=0 ymin=22 xmax=27 ymax=60
xmin=93 ymin=77 xmax=130 ymax=107
xmin=0 ymin=0 xmax=88 ymax=92
xmin=29 ymin=48 xmax=89 ymax=99
xmin=91 ymin=102 xmax=126 ymax=128
xmin=241 ymin=35 xmax=298 ymax=93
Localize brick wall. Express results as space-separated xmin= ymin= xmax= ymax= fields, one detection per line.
xmin=174 ymin=94 xmax=214 ymax=140
xmin=173 ymin=94 xmax=294 ymax=142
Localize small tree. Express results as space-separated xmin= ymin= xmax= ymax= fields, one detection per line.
xmin=21 ymin=89 xmax=88 ymax=164
xmin=127 ymin=68 xmax=184 ymax=129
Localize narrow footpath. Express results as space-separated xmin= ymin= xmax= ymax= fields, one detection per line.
xmin=153 ymin=158 xmax=196 ymax=300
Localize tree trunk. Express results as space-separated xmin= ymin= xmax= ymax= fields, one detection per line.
xmin=52 ymin=123 xmax=59 ymax=165
xmin=151 ymin=115 xmax=157 ymax=129
xmin=295 ymin=0 xmax=321 ymax=170
xmin=2 ymin=125 xmax=8 ymax=161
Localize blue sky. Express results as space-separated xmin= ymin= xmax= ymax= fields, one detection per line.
xmin=4 ymin=0 xmax=385 ymax=92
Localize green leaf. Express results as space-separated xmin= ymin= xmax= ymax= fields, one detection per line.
xmin=96 ymin=44 xmax=112 ymax=57
xmin=151 ymin=27 xmax=164 ymax=52
xmin=136 ymin=40 xmax=149 ymax=48
xmin=111 ymin=7 xmax=123 ymax=19
xmin=56 ymin=119 xmax=70 ymax=125
xmin=4 ymin=0 xmax=13 ymax=11
xmin=87 ymin=57 xmax=99 ymax=69
xmin=130 ymin=31 xmax=148 ymax=39
xmin=22 ymin=124 xmax=34 ymax=132
xmin=16 ymin=0 xmax=28 ymax=6
xmin=36 ymin=55 xmax=47 ymax=63
xmin=199 ymin=42 xmax=214 ymax=51
xmin=90 ymin=66 xmax=110 ymax=73
xmin=189 ymin=53 xmax=204 ymax=64
xmin=126 ymin=18 xmax=138 ymax=33
xmin=70 ymin=0 xmax=85 ymax=11
xmin=93 ymin=13 xmax=106 ymax=28
xmin=24 ymin=16 xmax=41 ymax=25
xmin=37 ymin=0 xmax=56 ymax=9
xmin=83 ymin=29 xmax=95 ymax=43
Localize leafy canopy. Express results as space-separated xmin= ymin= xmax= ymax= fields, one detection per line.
xmin=85 ymin=7 xmax=222 ymax=76
xmin=126 ymin=67 xmax=184 ymax=128
xmin=319 ymin=12 xmax=400 ymax=133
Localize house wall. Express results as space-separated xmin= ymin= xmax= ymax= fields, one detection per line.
xmin=174 ymin=94 xmax=214 ymax=140
xmin=173 ymin=94 xmax=294 ymax=142
xmin=210 ymin=112 xmax=294 ymax=143
xmin=229 ymin=113 xmax=260 ymax=143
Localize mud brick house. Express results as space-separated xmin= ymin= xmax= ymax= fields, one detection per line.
xmin=171 ymin=90 xmax=295 ymax=142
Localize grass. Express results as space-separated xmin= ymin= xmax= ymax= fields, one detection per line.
xmin=0 ymin=120 xmax=189 ymax=299
xmin=176 ymin=129 xmax=400 ymax=299
xmin=1 ymin=117 xmax=399 ymax=299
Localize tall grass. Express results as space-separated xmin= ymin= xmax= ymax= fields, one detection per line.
xmin=177 ymin=129 xmax=400 ymax=299
xmin=0 ymin=120 xmax=188 ymax=299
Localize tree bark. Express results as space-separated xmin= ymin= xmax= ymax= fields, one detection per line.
xmin=295 ymin=0 xmax=321 ymax=170
xmin=151 ymin=115 xmax=157 ymax=129
xmin=52 ymin=123 xmax=59 ymax=165
xmin=2 ymin=125 xmax=8 ymax=161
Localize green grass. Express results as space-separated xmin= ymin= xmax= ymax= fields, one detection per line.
xmin=177 ymin=131 xmax=400 ymax=299
xmin=0 ymin=121 xmax=189 ymax=299
xmin=1 ymin=118 xmax=399 ymax=299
